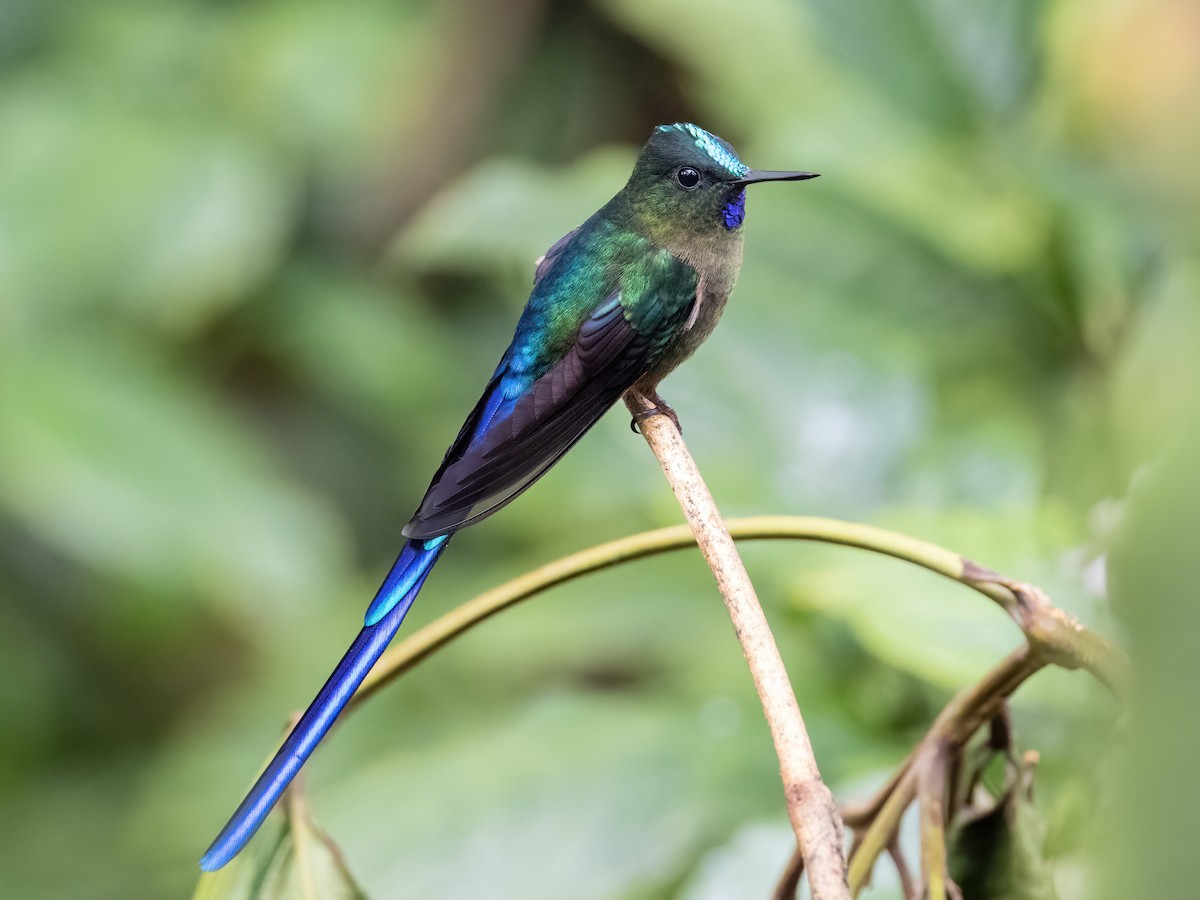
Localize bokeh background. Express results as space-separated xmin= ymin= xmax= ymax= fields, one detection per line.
xmin=1 ymin=0 xmax=1197 ymax=897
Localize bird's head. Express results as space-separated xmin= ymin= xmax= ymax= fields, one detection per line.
xmin=623 ymin=123 xmax=817 ymax=239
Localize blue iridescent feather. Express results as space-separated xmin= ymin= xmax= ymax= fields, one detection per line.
xmin=200 ymin=536 xmax=449 ymax=871
xmin=661 ymin=123 xmax=749 ymax=178
xmin=201 ymin=120 xmax=815 ymax=873
xmin=722 ymin=189 xmax=746 ymax=229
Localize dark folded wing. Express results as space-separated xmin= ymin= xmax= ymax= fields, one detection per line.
xmin=533 ymin=227 xmax=578 ymax=287
xmin=402 ymin=294 xmax=659 ymax=539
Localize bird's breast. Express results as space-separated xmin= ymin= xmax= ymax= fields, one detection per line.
xmin=678 ymin=272 xmax=733 ymax=352
xmin=638 ymin=261 xmax=738 ymax=388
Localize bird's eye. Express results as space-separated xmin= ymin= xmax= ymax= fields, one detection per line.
xmin=675 ymin=166 xmax=701 ymax=189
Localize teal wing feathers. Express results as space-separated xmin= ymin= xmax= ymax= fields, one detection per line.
xmin=403 ymin=230 xmax=698 ymax=539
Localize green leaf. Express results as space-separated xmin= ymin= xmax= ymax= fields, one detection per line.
xmin=390 ymin=149 xmax=635 ymax=279
xmin=317 ymin=694 xmax=779 ymax=900
xmin=193 ymin=794 xmax=367 ymax=900
xmin=678 ymin=823 xmax=808 ymax=900
xmin=1101 ymin=403 xmax=1200 ymax=900
xmin=260 ymin=264 xmax=462 ymax=446
xmin=0 ymin=331 xmax=347 ymax=622
xmin=804 ymin=0 xmax=978 ymax=134
xmin=0 ymin=88 xmax=294 ymax=334
xmin=784 ymin=506 xmax=1101 ymax=691
xmin=949 ymin=753 xmax=1059 ymax=900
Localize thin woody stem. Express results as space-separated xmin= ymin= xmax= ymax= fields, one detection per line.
xmin=888 ymin=835 xmax=917 ymax=899
xmin=320 ymin=471 xmax=1121 ymax=899
xmin=350 ymin=516 xmax=975 ymax=708
xmin=918 ymin=741 xmax=953 ymax=900
xmin=624 ymin=390 xmax=850 ymax=900
xmin=350 ymin=517 xmax=1122 ymax=708
xmin=845 ymin=646 xmax=1043 ymax=896
xmin=772 ymin=847 xmax=805 ymax=900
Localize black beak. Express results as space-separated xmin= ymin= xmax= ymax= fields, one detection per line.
xmin=732 ymin=170 xmax=820 ymax=186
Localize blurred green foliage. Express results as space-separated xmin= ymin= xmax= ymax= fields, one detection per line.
xmin=1 ymin=0 xmax=1196 ymax=897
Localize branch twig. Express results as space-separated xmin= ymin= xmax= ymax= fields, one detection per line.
xmin=771 ymin=846 xmax=805 ymax=900
xmin=888 ymin=834 xmax=917 ymax=899
xmin=350 ymin=516 xmax=1124 ymax=710
xmin=959 ymin=561 xmax=1125 ymax=690
xmin=843 ymin=646 xmax=1043 ymax=896
xmin=327 ymin=491 xmax=1121 ymax=898
xmin=917 ymin=740 xmax=957 ymax=900
xmin=624 ymin=390 xmax=850 ymax=900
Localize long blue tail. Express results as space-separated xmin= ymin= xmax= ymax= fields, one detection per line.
xmin=199 ymin=535 xmax=451 ymax=871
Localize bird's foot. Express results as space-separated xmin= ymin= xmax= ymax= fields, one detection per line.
xmin=629 ymin=393 xmax=681 ymax=434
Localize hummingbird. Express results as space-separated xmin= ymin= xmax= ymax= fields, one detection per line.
xmin=200 ymin=123 xmax=817 ymax=870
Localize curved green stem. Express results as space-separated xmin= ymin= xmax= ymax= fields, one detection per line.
xmin=352 ymin=516 xmax=962 ymax=707
xmin=352 ymin=515 xmax=1122 ymax=708
xmin=341 ymin=514 xmax=1125 ymax=899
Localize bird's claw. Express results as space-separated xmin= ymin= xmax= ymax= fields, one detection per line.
xmin=629 ymin=399 xmax=681 ymax=434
